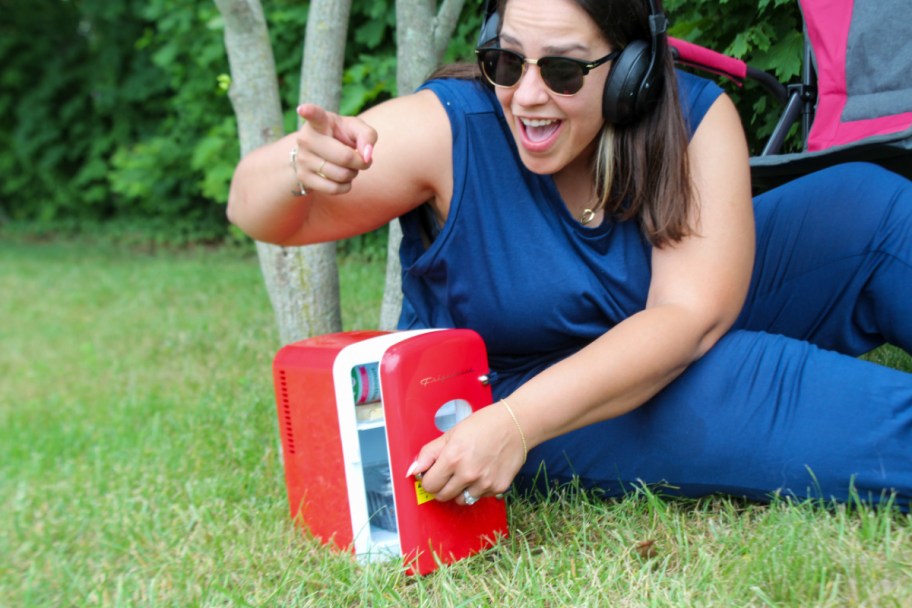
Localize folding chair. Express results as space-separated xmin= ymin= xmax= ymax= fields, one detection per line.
xmin=671 ymin=0 xmax=912 ymax=193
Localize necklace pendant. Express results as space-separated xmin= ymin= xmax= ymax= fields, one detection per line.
xmin=579 ymin=208 xmax=596 ymax=225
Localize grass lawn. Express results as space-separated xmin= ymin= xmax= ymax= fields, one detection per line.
xmin=2 ymin=238 xmax=912 ymax=607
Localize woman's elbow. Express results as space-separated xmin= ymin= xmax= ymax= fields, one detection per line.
xmin=225 ymin=190 xmax=244 ymax=230
xmin=225 ymin=167 xmax=247 ymax=224
xmin=225 ymin=196 xmax=238 ymax=227
xmin=693 ymin=296 xmax=746 ymax=359
xmin=694 ymin=318 xmax=732 ymax=359
xmin=224 ymin=180 xmax=274 ymax=242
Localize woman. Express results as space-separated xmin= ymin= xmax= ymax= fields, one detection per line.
xmin=228 ymin=0 xmax=912 ymax=508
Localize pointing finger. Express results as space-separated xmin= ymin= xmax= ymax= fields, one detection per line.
xmin=296 ymin=103 xmax=334 ymax=135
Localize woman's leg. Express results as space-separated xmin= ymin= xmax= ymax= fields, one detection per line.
xmin=516 ymin=330 xmax=912 ymax=507
xmin=736 ymin=162 xmax=912 ymax=355
xmin=515 ymin=163 xmax=912 ymax=506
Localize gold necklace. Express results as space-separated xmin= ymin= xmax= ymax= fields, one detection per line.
xmin=579 ymin=201 xmax=605 ymax=225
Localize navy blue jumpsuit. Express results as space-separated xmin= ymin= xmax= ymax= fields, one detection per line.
xmin=398 ymin=73 xmax=912 ymax=508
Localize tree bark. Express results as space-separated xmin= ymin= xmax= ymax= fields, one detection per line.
xmin=215 ymin=0 xmax=283 ymax=155
xmin=379 ymin=0 xmax=466 ymax=330
xmin=216 ymin=0 xmax=351 ymax=345
xmin=219 ymin=0 xmax=465 ymax=339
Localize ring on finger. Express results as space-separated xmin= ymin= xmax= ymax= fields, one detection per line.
xmin=463 ymin=489 xmax=479 ymax=506
xmin=316 ymin=159 xmax=328 ymax=180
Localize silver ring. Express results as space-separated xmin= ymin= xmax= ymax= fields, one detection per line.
xmin=462 ymin=489 xmax=479 ymax=506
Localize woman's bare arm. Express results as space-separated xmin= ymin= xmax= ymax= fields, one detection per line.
xmin=226 ymin=89 xmax=453 ymax=246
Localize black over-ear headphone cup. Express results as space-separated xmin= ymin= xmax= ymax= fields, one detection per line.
xmin=602 ymin=39 xmax=651 ymax=125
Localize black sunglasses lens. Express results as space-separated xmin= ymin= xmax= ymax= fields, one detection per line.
xmin=540 ymin=59 xmax=585 ymax=95
xmin=481 ymin=49 xmax=523 ymax=87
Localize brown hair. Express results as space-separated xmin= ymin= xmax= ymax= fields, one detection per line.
xmin=580 ymin=0 xmax=694 ymax=247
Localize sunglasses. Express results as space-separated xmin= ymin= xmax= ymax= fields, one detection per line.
xmin=475 ymin=47 xmax=621 ymax=96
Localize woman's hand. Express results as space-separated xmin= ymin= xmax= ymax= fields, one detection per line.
xmin=407 ymin=401 xmax=526 ymax=506
xmin=291 ymin=104 xmax=377 ymax=196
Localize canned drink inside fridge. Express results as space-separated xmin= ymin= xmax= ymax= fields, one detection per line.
xmin=352 ymin=362 xmax=381 ymax=405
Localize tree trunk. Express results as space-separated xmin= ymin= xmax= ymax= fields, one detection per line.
xmin=379 ymin=0 xmax=467 ymax=330
xmin=216 ymin=0 xmax=351 ymax=345
xmin=214 ymin=0 xmax=283 ymax=155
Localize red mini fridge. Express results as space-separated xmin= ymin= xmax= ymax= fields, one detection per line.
xmin=272 ymin=328 xmax=509 ymax=575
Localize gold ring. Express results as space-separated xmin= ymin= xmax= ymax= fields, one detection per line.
xmin=316 ymin=159 xmax=327 ymax=180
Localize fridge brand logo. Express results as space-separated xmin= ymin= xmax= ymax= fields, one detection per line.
xmin=420 ymin=367 xmax=475 ymax=387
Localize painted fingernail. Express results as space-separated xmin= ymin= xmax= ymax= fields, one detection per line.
xmin=405 ymin=460 xmax=418 ymax=478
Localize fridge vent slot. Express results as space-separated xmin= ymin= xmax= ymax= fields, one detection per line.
xmin=278 ymin=370 xmax=296 ymax=455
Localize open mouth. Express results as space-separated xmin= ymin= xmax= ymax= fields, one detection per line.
xmin=518 ymin=117 xmax=562 ymax=151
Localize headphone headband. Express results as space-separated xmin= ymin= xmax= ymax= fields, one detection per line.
xmin=478 ymin=0 xmax=499 ymax=47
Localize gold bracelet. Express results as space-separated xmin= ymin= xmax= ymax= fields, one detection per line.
xmin=500 ymin=399 xmax=528 ymax=464
xmin=289 ymin=146 xmax=307 ymax=196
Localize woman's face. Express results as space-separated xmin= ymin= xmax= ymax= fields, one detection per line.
xmin=495 ymin=0 xmax=613 ymax=177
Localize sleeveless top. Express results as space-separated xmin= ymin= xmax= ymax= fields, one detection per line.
xmin=398 ymin=71 xmax=724 ymax=395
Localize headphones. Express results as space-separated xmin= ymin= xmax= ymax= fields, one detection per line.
xmin=478 ymin=0 xmax=668 ymax=125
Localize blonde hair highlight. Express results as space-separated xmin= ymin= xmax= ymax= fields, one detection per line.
xmin=593 ymin=125 xmax=616 ymax=213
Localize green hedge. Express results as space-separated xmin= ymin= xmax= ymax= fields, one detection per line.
xmin=0 ymin=0 xmax=801 ymax=244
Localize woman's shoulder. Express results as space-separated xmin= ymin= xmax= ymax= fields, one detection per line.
xmin=674 ymin=69 xmax=725 ymax=137
xmin=418 ymin=77 xmax=502 ymax=117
